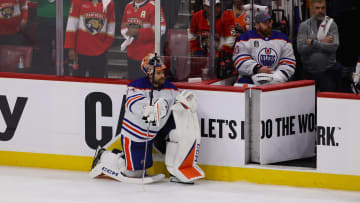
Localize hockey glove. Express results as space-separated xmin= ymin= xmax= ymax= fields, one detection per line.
xmin=176 ymin=90 xmax=197 ymax=112
xmin=251 ymin=73 xmax=273 ymax=86
xmin=143 ymin=98 xmax=168 ymax=126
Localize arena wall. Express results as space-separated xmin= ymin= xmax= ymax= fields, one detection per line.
xmin=1 ymin=73 xmax=359 ymax=191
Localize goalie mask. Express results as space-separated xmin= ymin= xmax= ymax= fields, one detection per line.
xmin=141 ymin=53 xmax=166 ymax=76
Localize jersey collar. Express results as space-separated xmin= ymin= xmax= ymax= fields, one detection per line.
xmin=133 ymin=0 xmax=149 ymax=9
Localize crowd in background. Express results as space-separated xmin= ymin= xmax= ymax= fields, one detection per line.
xmin=0 ymin=0 xmax=359 ymax=93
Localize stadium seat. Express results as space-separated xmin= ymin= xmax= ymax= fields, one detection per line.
xmin=162 ymin=56 xmax=208 ymax=82
xmin=163 ymin=29 xmax=208 ymax=81
xmin=164 ymin=29 xmax=189 ymax=57
xmin=0 ymin=45 xmax=33 ymax=73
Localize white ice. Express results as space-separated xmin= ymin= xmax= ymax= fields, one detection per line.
xmin=1 ymin=166 xmax=360 ymax=203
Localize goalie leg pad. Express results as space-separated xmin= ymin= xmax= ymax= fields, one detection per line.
xmin=165 ymin=103 xmax=205 ymax=183
xmin=89 ymin=150 xmax=125 ymax=178
xmin=91 ymin=162 xmax=165 ymax=184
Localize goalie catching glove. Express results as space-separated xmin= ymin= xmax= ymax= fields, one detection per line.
xmin=143 ymin=98 xmax=168 ymax=126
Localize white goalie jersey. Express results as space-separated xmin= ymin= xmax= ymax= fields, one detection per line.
xmin=121 ymin=78 xmax=178 ymax=142
xmin=233 ymin=29 xmax=296 ymax=82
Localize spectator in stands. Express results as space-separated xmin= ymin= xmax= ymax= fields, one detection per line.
xmin=0 ymin=0 xmax=28 ymax=45
xmin=30 ymin=0 xmax=70 ymax=75
xmin=350 ymin=56 xmax=360 ymax=93
xmin=225 ymin=0 xmax=247 ymax=38
xmin=120 ymin=0 xmax=166 ymax=80
xmin=232 ymin=12 xmax=296 ymax=86
xmin=296 ymin=0 xmax=339 ymax=92
xmin=64 ymin=0 xmax=115 ymax=78
xmin=188 ymin=0 xmax=235 ymax=57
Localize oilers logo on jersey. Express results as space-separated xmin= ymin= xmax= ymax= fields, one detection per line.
xmin=232 ymin=29 xmax=296 ymax=80
xmin=258 ymin=47 xmax=278 ymax=67
xmin=1 ymin=4 xmax=14 ymax=19
xmin=84 ymin=12 xmax=105 ymax=35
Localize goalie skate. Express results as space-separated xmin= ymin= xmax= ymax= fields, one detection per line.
xmin=169 ymin=175 xmax=194 ymax=185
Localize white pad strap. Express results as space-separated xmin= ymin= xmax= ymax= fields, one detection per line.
xmin=165 ymin=102 xmax=205 ymax=183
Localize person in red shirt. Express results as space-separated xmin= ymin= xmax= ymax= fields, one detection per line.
xmin=0 ymin=0 xmax=28 ymax=45
xmin=120 ymin=0 xmax=166 ymax=80
xmin=64 ymin=0 xmax=115 ymax=78
xmin=188 ymin=0 xmax=235 ymax=57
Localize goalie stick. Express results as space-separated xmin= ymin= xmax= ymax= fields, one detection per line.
xmin=115 ymin=94 xmax=127 ymax=136
xmin=142 ymin=53 xmax=160 ymax=185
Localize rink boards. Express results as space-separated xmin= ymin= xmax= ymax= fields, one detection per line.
xmin=0 ymin=73 xmax=360 ymax=191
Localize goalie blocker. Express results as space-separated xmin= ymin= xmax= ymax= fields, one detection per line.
xmin=90 ymin=90 xmax=204 ymax=184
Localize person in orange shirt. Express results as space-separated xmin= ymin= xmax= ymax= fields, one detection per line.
xmin=225 ymin=0 xmax=247 ymax=38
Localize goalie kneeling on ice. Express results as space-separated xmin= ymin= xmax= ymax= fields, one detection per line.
xmin=90 ymin=90 xmax=204 ymax=184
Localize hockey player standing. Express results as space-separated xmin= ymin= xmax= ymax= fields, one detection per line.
xmin=64 ymin=0 xmax=115 ymax=78
xmin=120 ymin=0 xmax=166 ymax=80
xmin=90 ymin=53 xmax=204 ymax=184
xmin=233 ymin=12 xmax=296 ymax=86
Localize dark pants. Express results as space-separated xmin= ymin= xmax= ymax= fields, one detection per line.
xmin=153 ymin=113 xmax=176 ymax=154
xmin=303 ymin=69 xmax=338 ymax=92
xmin=127 ymin=57 xmax=144 ymax=80
xmin=0 ymin=33 xmax=25 ymax=46
xmin=31 ymin=17 xmax=56 ymax=75
xmin=73 ymin=53 xmax=107 ymax=78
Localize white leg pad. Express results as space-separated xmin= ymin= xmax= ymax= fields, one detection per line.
xmin=165 ymin=102 xmax=205 ymax=183
xmin=90 ymin=151 xmax=165 ymax=184
xmin=90 ymin=151 xmax=124 ymax=178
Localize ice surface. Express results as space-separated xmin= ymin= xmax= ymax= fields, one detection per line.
xmin=0 ymin=166 xmax=360 ymax=203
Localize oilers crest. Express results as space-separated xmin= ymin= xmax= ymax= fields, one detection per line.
xmin=257 ymin=47 xmax=278 ymax=67
xmin=84 ymin=12 xmax=105 ymax=35
xmin=0 ymin=4 xmax=14 ymax=19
